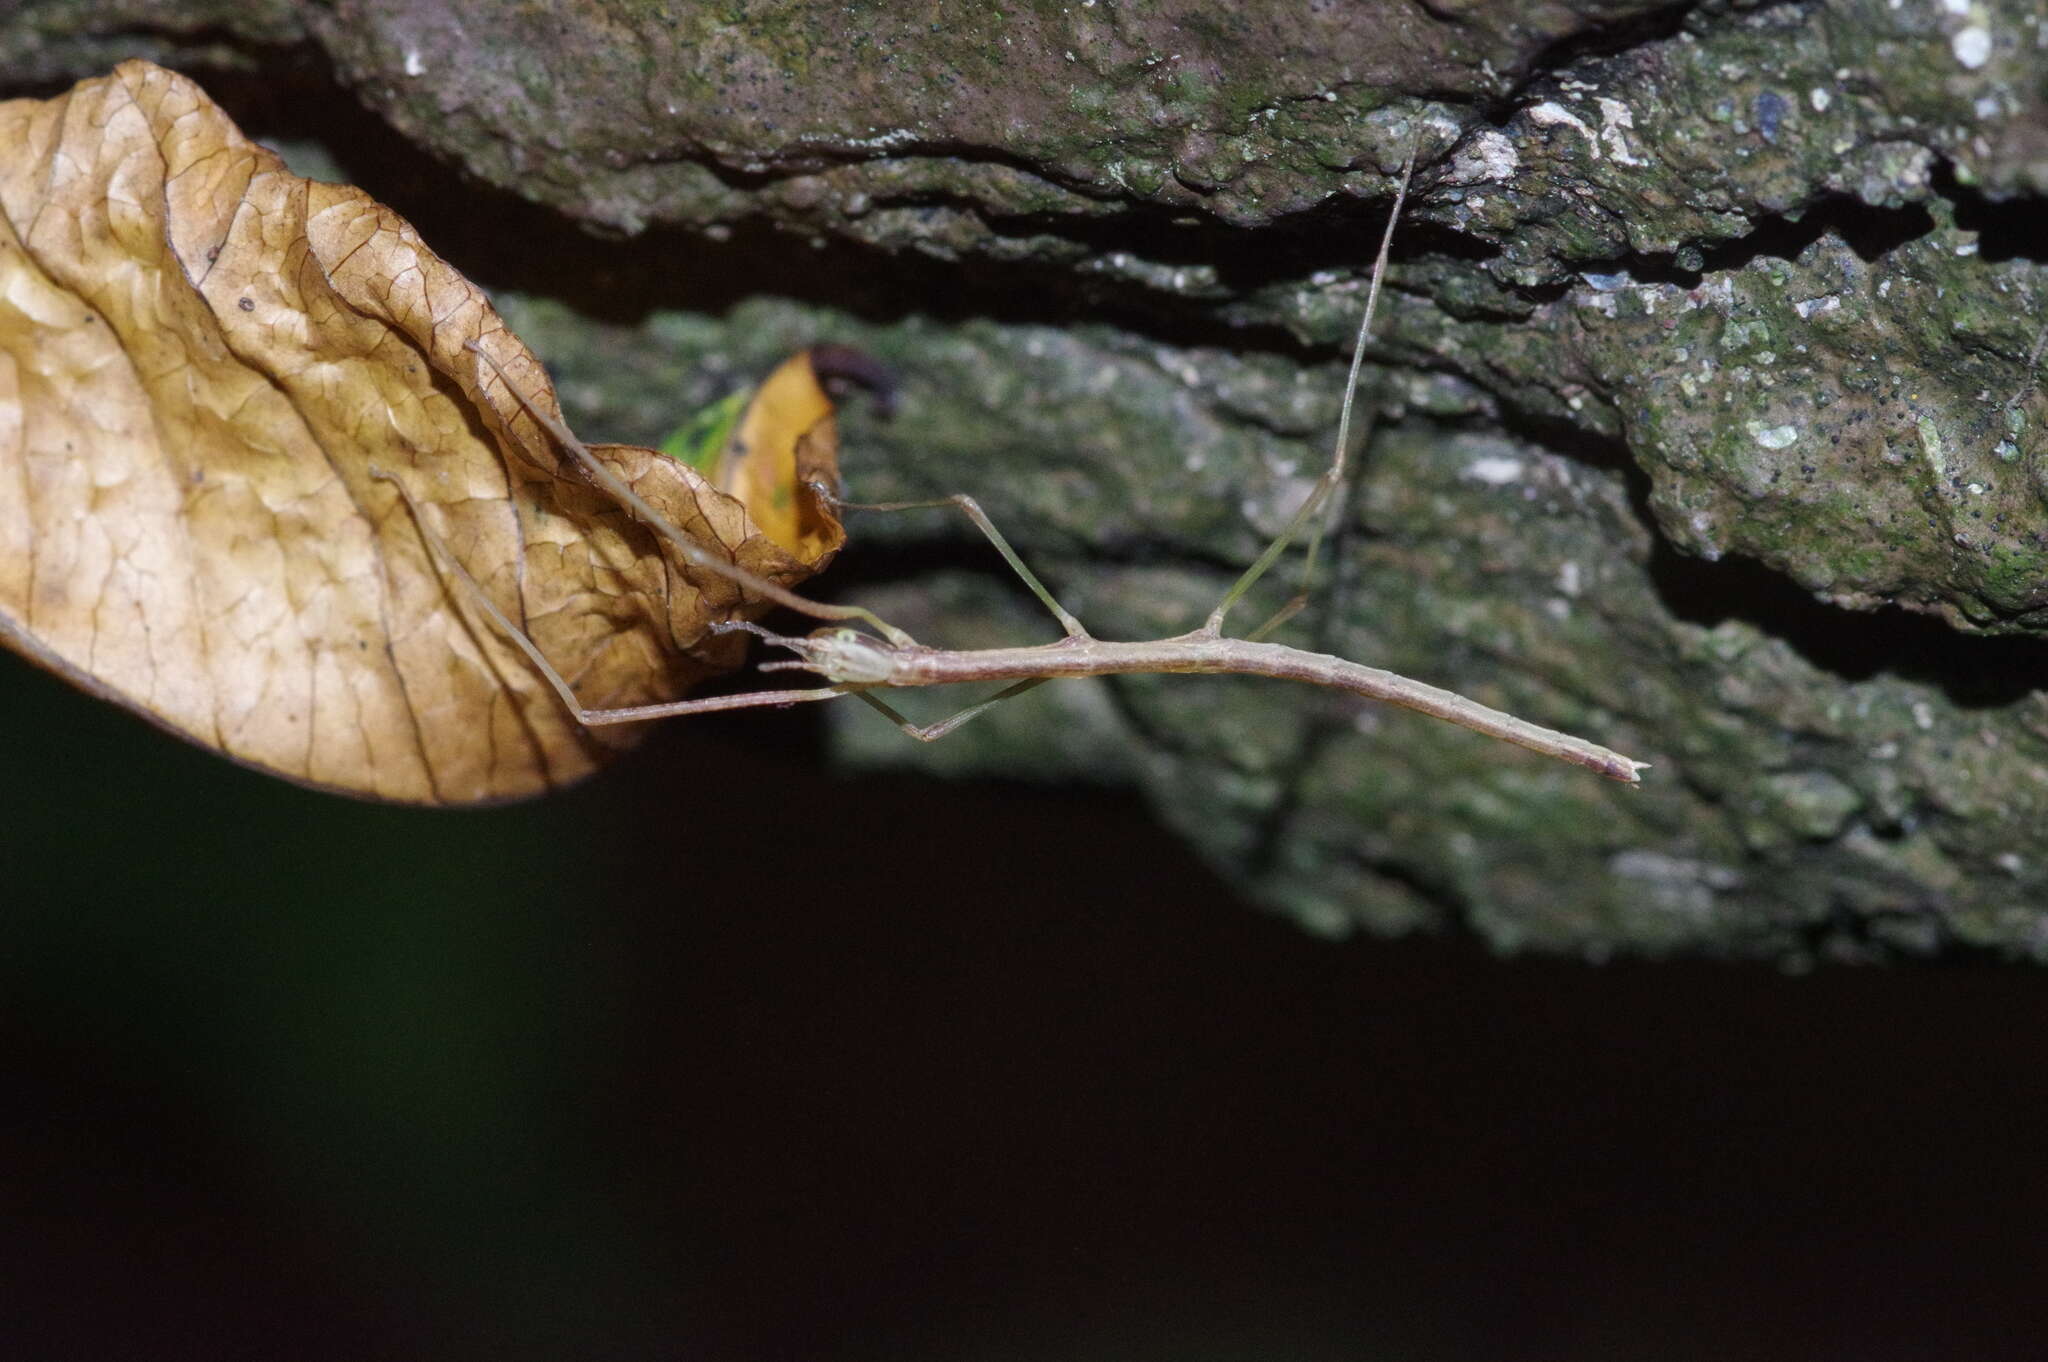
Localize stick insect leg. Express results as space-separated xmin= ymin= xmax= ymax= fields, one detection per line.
xmin=1243 ymin=398 xmax=1379 ymax=643
xmin=1204 ymin=139 xmax=1418 ymax=639
xmin=829 ymin=488 xmax=1090 ymax=639
xmin=852 ymin=679 xmax=1052 ymax=742
xmin=370 ymin=469 xmax=855 ymax=726
xmin=464 ymin=341 xmax=918 ymax=648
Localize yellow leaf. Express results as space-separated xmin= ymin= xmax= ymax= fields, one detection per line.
xmin=0 ymin=61 xmax=844 ymax=804
xmin=706 ymin=351 xmax=846 ymax=563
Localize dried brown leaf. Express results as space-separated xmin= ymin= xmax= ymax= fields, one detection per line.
xmin=0 ymin=61 xmax=843 ymax=804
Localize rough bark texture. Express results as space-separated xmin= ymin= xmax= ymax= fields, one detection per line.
xmin=8 ymin=0 xmax=2047 ymax=960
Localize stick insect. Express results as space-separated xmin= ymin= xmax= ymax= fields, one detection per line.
xmin=385 ymin=146 xmax=1647 ymax=785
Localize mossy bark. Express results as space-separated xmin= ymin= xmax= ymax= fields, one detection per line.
xmin=8 ymin=0 xmax=2047 ymax=959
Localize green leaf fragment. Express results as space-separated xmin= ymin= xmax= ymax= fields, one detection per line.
xmin=657 ymin=387 xmax=751 ymax=472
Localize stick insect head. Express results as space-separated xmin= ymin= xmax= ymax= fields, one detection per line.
xmin=796 ymin=628 xmax=905 ymax=686
xmin=713 ymin=621 xmax=905 ymax=686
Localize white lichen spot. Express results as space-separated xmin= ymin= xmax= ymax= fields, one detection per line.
xmin=1556 ymin=560 xmax=1583 ymax=596
xmin=1463 ymin=455 xmax=1525 ymax=486
xmin=1747 ymin=421 xmax=1799 ymax=449
xmin=1688 ymin=513 xmax=1720 ymax=554
xmin=1809 ymin=87 xmax=1832 ymax=113
xmin=1996 ymin=851 xmax=2024 ymax=875
xmin=403 ymin=47 xmax=426 ymax=77
xmin=1953 ymin=25 xmax=1992 ymax=68
xmin=1794 ymin=294 xmax=1841 ymax=320
xmin=1967 ymin=482 xmax=1986 ymax=495
xmin=1595 ymin=97 xmax=1647 ymax=165
xmin=1445 ymin=129 xmax=1519 ymax=185
xmin=1911 ymin=701 xmax=1935 ymax=731
xmin=1916 ymin=414 xmax=1947 ymax=474
xmin=842 ymin=128 xmax=918 ymax=151
xmin=1607 ymin=853 xmax=1744 ymax=920
xmin=1527 ymin=101 xmax=1598 ymax=157
xmin=1696 ymin=275 xmax=1736 ymax=311
xmin=1941 ymin=0 xmax=1970 ymax=14
xmin=1956 ymin=240 xmax=1980 ymax=256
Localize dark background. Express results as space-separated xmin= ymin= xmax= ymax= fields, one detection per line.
xmin=4 ymin=645 xmax=2044 ymax=1362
